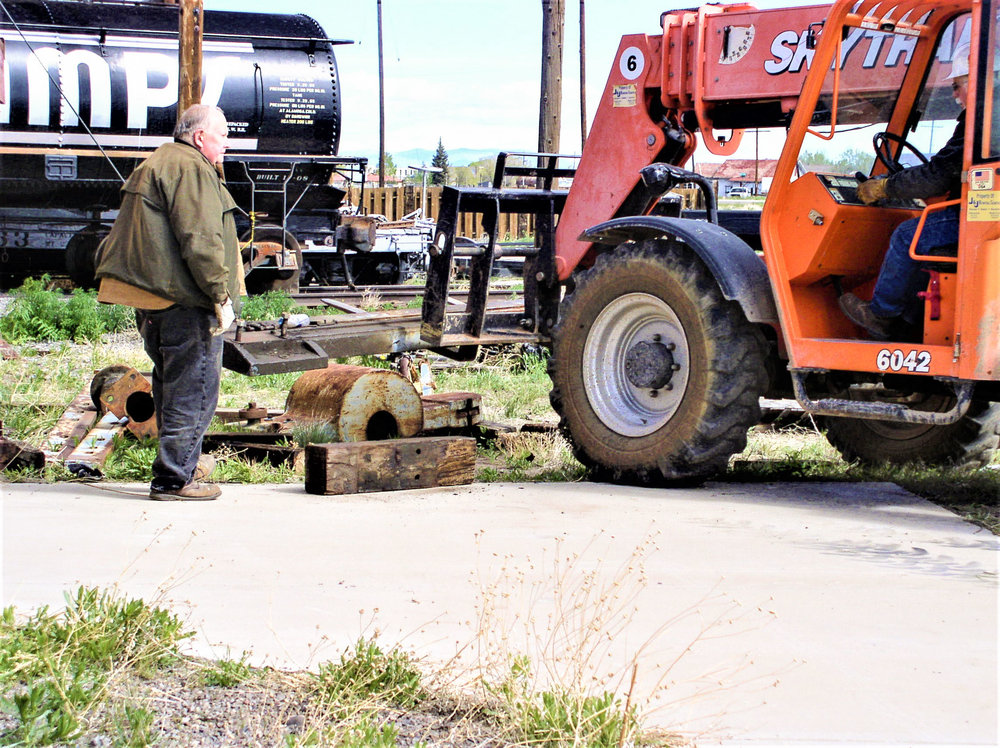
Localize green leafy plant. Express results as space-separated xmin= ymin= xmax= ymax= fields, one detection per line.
xmin=0 ymin=587 xmax=189 ymax=746
xmin=239 ymin=290 xmax=305 ymax=322
xmin=114 ymin=703 xmax=156 ymax=748
xmin=0 ymin=276 xmax=132 ymax=343
xmin=487 ymin=657 xmax=638 ymax=748
xmin=199 ymin=651 xmax=255 ymax=688
xmin=314 ymin=637 xmax=425 ymax=710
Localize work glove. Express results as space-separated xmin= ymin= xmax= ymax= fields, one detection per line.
xmin=212 ymin=297 xmax=235 ymax=336
xmin=857 ymin=176 xmax=889 ymax=205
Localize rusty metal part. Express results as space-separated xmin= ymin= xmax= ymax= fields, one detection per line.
xmin=283 ymin=364 xmax=423 ymax=441
xmin=92 ymin=366 xmax=158 ymax=440
xmin=62 ymin=411 xmax=130 ymax=478
xmin=289 ymin=284 xmax=524 ymax=308
xmin=214 ymin=403 xmax=282 ymax=424
xmin=224 ymin=300 xmax=538 ymax=375
xmin=336 ymin=215 xmax=379 ymax=252
xmin=421 ymin=392 xmax=481 ymax=432
xmin=245 ymin=239 xmax=297 ymax=271
xmin=0 ymin=427 xmax=45 ymax=471
xmin=43 ymin=386 xmax=98 ymax=462
xmin=791 ymin=371 xmax=974 ymax=425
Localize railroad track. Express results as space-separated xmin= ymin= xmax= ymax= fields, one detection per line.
xmin=290 ymin=283 xmax=523 ymax=309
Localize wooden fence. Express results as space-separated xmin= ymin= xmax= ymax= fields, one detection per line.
xmin=336 ymin=185 xmax=703 ymax=240
xmin=350 ymin=185 xmax=535 ymax=240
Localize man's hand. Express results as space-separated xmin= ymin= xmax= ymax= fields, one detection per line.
xmin=212 ymin=297 xmax=235 ymax=335
xmin=857 ymin=176 xmax=889 ymax=205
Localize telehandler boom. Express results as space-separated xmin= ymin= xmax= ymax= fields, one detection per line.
xmin=225 ymin=0 xmax=1000 ymax=482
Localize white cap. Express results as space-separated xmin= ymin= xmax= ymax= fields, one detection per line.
xmin=946 ymin=42 xmax=970 ymax=80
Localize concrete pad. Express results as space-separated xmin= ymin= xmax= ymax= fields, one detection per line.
xmin=1 ymin=479 xmax=997 ymax=746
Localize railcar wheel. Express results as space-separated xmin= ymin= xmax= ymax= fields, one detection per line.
xmin=66 ymin=231 xmax=106 ymax=290
xmin=822 ymin=395 xmax=1000 ymax=467
xmin=242 ymin=226 xmax=302 ymax=294
xmin=548 ymin=240 xmax=767 ymax=484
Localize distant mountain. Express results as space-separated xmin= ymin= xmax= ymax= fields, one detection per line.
xmin=358 ymin=147 xmax=515 ymax=168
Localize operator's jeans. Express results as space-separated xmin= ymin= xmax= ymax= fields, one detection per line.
xmin=870 ymin=205 xmax=960 ymax=325
xmin=136 ymin=305 xmax=223 ymax=492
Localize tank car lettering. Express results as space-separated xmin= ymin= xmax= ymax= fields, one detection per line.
xmin=26 ymin=47 xmax=61 ymax=126
xmin=24 ymin=46 xmax=112 ymax=128
xmin=201 ymin=56 xmax=241 ymax=109
xmin=123 ymin=52 xmax=177 ymax=129
xmin=61 ymin=50 xmax=112 ymax=128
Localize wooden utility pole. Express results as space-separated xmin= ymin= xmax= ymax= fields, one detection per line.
xmin=579 ymin=0 xmax=587 ymax=150
xmin=377 ymin=0 xmax=386 ymax=188
xmin=177 ymin=0 xmax=203 ymax=117
xmin=538 ymin=0 xmax=564 ymax=154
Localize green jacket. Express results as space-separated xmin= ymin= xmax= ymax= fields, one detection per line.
xmin=96 ymin=140 xmax=242 ymax=312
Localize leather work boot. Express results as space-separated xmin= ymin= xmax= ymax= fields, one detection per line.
xmin=838 ymin=293 xmax=894 ymax=340
xmin=149 ymin=482 xmax=222 ymax=501
xmin=192 ymin=454 xmax=217 ymax=482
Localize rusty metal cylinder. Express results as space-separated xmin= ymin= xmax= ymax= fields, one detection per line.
xmin=284 ymin=364 xmax=423 ymax=441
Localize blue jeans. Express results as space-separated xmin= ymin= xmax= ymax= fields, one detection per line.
xmin=136 ymin=306 xmax=222 ymax=492
xmin=870 ymin=206 xmax=960 ymax=325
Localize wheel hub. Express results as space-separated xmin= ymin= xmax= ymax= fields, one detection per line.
xmin=582 ymin=292 xmax=690 ymax=437
xmin=624 ymin=340 xmax=675 ymax=389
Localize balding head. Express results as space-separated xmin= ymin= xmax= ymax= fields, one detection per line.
xmin=174 ymin=105 xmax=230 ymax=165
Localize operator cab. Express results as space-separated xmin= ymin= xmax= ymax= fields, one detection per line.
xmin=761 ymin=0 xmax=999 ymax=378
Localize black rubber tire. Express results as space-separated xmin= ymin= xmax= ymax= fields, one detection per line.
xmin=242 ymin=226 xmax=302 ymax=294
xmin=822 ymin=397 xmax=1000 ymax=467
xmin=548 ymin=239 xmax=768 ymax=484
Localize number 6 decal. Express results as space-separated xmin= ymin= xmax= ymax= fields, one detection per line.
xmin=620 ymin=46 xmax=645 ymax=81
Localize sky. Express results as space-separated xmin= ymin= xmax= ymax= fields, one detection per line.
xmin=203 ymin=0 xmax=827 ymax=162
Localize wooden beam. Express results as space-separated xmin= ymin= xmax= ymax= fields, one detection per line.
xmin=305 ymin=436 xmax=476 ymax=495
xmin=178 ymin=0 xmax=204 ymax=116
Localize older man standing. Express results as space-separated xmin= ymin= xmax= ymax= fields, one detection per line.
xmin=96 ymin=104 xmax=242 ymax=501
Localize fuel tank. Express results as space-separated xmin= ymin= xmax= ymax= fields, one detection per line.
xmin=0 ymin=0 xmax=344 ymax=209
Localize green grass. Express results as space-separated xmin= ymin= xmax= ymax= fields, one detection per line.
xmin=486 ymin=656 xmax=640 ymax=748
xmin=197 ymin=651 xmax=256 ymax=688
xmin=314 ymin=637 xmax=425 ymax=711
xmin=436 ymin=348 xmax=553 ymax=422
xmin=0 ymin=587 xmax=189 ymax=746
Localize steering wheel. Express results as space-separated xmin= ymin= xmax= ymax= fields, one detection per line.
xmin=873 ymin=131 xmax=930 ymax=174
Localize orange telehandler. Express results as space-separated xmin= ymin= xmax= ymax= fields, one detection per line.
xmin=225 ymin=0 xmax=1000 ymax=482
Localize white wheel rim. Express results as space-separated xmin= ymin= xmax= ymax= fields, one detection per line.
xmin=582 ymin=292 xmax=690 ymax=437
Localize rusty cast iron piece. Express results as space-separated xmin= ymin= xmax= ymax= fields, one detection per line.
xmin=421 ymin=392 xmax=482 ymax=431
xmin=43 ymin=386 xmax=98 ymax=462
xmin=283 ymin=364 xmax=424 ymax=441
xmin=91 ymin=367 xmax=157 ymax=439
xmin=92 ymin=366 xmax=158 ymax=440
xmin=62 ymin=410 xmax=130 ymax=478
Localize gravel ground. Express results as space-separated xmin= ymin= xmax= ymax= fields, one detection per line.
xmin=1 ymin=660 xmax=508 ymax=747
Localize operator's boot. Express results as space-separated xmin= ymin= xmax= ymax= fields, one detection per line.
xmin=149 ymin=482 xmax=222 ymax=501
xmin=839 ymin=293 xmax=894 ymax=340
xmin=192 ymin=454 xmax=217 ymax=482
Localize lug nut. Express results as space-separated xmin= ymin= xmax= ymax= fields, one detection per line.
xmin=649 ymin=390 xmax=659 ymax=398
